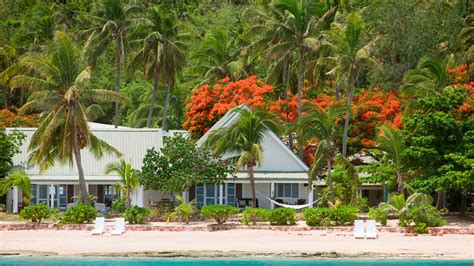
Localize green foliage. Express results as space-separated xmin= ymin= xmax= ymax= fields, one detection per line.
xmin=0 ymin=130 xmax=25 ymax=178
xmin=303 ymin=205 xmax=359 ymax=226
xmin=19 ymin=204 xmax=57 ymax=224
xmin=303 ymin=208 xmax=332 ymax=226
xmin=106 ymin=159 xmax=140 ymax=208
xmin=368 ymin=207 xmax=388 ymax=226
xmin=111 ymin=197 xmax=127 ymax=213
xmin=166 ymin=195 xmax=196 ymax=224
xmin=399 ymin=203 xmax=447 ymax=231
xmin=0 ymin=168 xmax=32 ymax=205
xmin=140 ymin=135 xmax=232 ymax=194
xmin=403 ymin=87 xmax=470 ymax=195
xmin=328 ymin=205 xmax=359 ymax=226
xmin=268 ymin=208 xmax=296 ymax=225
xmin=241 ymin=207 xmax=270 ymax=225
xmin=124 ymin=206 xmax=150 ymax=224
xmin=62 ymin=204 xmax=97 ymax=224
xmin=200 ymin=205 xmax=239 ymax=225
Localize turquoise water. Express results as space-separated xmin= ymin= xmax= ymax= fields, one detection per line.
xmin=0 ymin=257 xmax=472 ymax=266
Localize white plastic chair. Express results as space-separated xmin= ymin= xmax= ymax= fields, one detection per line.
xmin=365 ymin=219 xmax=378 ymax=239
xmin=353 ymin=220 xmax=365 ymax=239
xmin=91 ymin=217 xmax=105 ymax=235
xmin=111 ymin=218 xmax=125 ymax=236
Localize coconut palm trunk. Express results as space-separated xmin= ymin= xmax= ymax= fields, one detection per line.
xmin=396 ymin=169 xmax=404 ymax=196
xmin=326 ymin=159 xmax=334 ymax=204
xmin=342 ymin=66 xmax=356 ymax=157
xmin=297 ymin=48 xmax=304 ymax=158
xmin=1 ymin=86 xmax=7 ymax=108
xmin=247 ymin=162 xmax=257 ymax=207
xmin=70 ymin=102 xmax=90 ymax=205
xmin=146 ymin=65 xmax=160 ymax=128
xmin=161 ymin=79 xmax=173 ymax=130
xmin=114 ymin=38 xmax=122 ymax=129
xmin=281 ymin=56 xmax=294 ymax=151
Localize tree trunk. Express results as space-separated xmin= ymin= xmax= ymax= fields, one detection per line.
xmin=459 ymin=193 xmax=466 ymax=216
xmin=327 ymin=159 xmax=334 ymax=204
xmin=19 ymin=88 xmax=24 ymax=107
xmin=396 ymin=169 xmax=404 ymax=197
xmin=114 ymin=38 xmax=122 ymax=129
xmin=342 ymin=65 xmax=355 ymax=157
xmin=282 ymin=56 xmax=294 ymax=152
xmin=125 ymin=190 xmax=131 ymax=208
xmin=297 ymin=48 xmax=304 ymax=158
xmin=71 ymin=102 xmax=90 ymax=205
xmin=248 ymin=163 xmax=257 ymax=207
xmin=335 ymin=82 xmax=341 ymax=101
xmin=436 ymin=191 xmax=445 ymax=209
xmin=146 ymin=65 xmax=159 ymax=128
xmin=1 ymin=86 xmax=8 ymax=109
xmin=161 ymin=79 xmax=172 ymax=130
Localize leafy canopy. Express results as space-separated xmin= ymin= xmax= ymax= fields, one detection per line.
xmin=140 ymin=135 xmax=233 ymax=194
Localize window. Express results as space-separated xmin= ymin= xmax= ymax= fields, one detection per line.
xmin=226 ymin=183 xmax=235 ymax=206
xmin=276 ymin=183 xmax=299 ymax=199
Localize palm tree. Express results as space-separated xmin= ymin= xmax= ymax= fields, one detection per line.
xmin=0 ymin=169 xmax=32 ymax=206
xmin=10 ymin=32 xmax=122 ymax=204
xmin=84 ymin=0 xmax=139 ymax=128
xmin=379 ymin=192 xmax=432 ymax=217
xmin=128 ymin=4 xmax=187 ymax=129
xmin=0 ymin=45 xmax=21 ymax=108
xmin=376 ymin=125 xmax=405 ymax=196
xmin=322 ymin=12 xmax=381 ymax=157
xmin=206 ymin=108 xmax=280 ymax=207
xmin=298 ymin=104 xmax=345 ymax=204
xmin=105 ymin=159 xmax=139 ymax=207
xmin=266 ymin=0 xmax=337 ymax=125
xmin=191 ymin=28 xmax=250 ymax=85
xmin=401 ymin=57 xmax=451 ymax=98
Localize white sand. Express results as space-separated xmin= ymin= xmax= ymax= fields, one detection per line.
xmin=0 ymin=230 xmax=473 ymax=259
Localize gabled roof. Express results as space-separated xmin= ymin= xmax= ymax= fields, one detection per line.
xmin=197 ymin=104 xmax=308 ymax=173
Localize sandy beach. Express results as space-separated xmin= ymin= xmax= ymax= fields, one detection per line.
xmin=1 ymin=230 xmax=473 ymax=259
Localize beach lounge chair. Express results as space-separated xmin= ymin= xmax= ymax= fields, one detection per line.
xmin=111 ymin=218 xmax=125 ymax=236
xmin=91 ymin=217 xmax=105 ymax=235
xmin=353 ymin=220 xmax=365 ymax=239
xmin=365 ymin=220 xmax=378 ymax=239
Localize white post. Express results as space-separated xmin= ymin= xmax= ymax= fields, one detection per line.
xmin=137 ymin=186 xmax=144 ymax=207
xmin=182 ymin=190 xmax=188 ymax=203
xmin=219 ymin=184 xmax=224 ymax=205
xmin=50 ymin=184 xmax=56 ymax=208
xmin=12 ymin=186 xmax=18 ymax=213
xmin=308 ymin=185 xmax=314 ymax=208
xmin=270 ymin=182 xmax=275 ymax=210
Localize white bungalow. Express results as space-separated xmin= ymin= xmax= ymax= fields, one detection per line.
xmin=190 ymin=104 xmax=316 ymax=209
xmin=5 ymin=123 xmax=162 ymax=213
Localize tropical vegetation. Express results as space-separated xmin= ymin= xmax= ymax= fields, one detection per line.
xmin=0 ymin=0 xmax=472 ymax=220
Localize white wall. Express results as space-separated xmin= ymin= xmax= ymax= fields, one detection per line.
xmin=242 ymin=183 xmax=272 ymax=209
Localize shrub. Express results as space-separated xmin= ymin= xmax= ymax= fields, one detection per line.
xmin=399 ymin=203 xmax=446 ymax=232
xmin=368 ymin=207 xmax=388 ymax=226
xmin=0 ymin=204 xmax=6 ymax=212
xmin=124 ymin=206 xmax=150 ymax=224
xmin=200 ymin=205 xmax=239 ymax=224
xmin=241 ymin=208 xmax=270 ymax=225
xmin=166 ymin=196 xmax=197 ymax=224
xmin=354 ymin=196 xmax=369 ymax=213
xmin=19 ymin=204 xmax=57 ymax=223
xmin=303 ymin=208 xmax=331 ymax=226
xmin=62 ymin=204 xmax=97 ymax=224
xmin=112 ymin=197 xmax=126 ymax=213
xmin=268 ymin=208 xmax=296 ymax=225
xmin=329 ymin=205 xmax=359 ymax=226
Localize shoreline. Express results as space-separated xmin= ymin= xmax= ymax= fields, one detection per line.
xmin=1 ymin=250 xmax=473 ymax=260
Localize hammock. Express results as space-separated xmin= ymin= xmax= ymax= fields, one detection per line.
xmin=255 ymin=190 xmax=328 ymax=210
